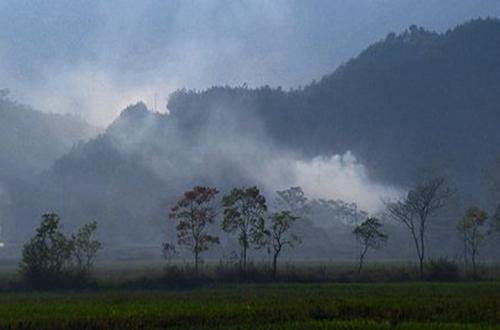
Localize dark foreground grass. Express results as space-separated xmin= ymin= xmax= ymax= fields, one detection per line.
xmin=1 ymin=282 xmax=499 ymax=329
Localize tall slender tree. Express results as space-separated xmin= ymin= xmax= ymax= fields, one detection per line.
xmin=386 ymin=177 xmax=452 ymax=279
xmin=352 ymin=217 xmax=387 ymax=274
xmin=457 ymin=207 xmax=488 ymax=279
xmin=263 ymin=211 xmax=301 ymax=278
xmin=170 ymin=186 xmax=220 ymax=276
xmin=222 ymin=186 xmax=267 ymax=273
xmin=71 ymin=221 xmax=101 ymax=276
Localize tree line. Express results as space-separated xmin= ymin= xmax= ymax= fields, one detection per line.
xmin=18 ymin=176 xmax=500 ymax=286
xmin=166 ymin=178 xmax=500 ymax=279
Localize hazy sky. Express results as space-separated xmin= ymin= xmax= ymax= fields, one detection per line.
xmin=0 ymin=0 xmax=499 ymax=125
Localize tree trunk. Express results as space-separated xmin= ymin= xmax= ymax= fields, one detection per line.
xmin=409 ymin=229 xmax=424 ymax=280
xmin=358 ymin=246 xmax=368 ymax=274
xmin=419 ymin=231 xmax=425 ymax=280
xmin=419 ymin=255 xmax=424 ymax=280
xmin=358 ymin=255 xmax=364 ymax=274
xmin=194 ymin=251 xmax=199 ymax=277
xmin=243 ymin=245 xmax=247 ymax=274
xmin=272 ymin=253 xmax=278 ymax=279
xmin=471 ymin=248 xmax=477 ymax=279
xmin=462 ymin=223 xmax=468 ymax=272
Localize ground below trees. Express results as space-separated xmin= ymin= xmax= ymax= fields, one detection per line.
xmin=1 ymin=282 xmax=499 ymax=329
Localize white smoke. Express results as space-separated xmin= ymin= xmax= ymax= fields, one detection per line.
xmin=289 ymin=152 xmax=402 ymax=213
xmin=104 ymin=103 xmax=401 ymax=215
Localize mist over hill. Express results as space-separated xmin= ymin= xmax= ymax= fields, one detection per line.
xmin=2 ymin=0 xmax=497 ymax=123
xmin=169 ymin=19 xmax=500 ymax=190
xmin=1 ymin=19 xmax=500 ymax=261
xmin=0 ymin=92 xmax=96 ymax=181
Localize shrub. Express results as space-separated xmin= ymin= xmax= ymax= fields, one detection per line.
xmin=20 ymin=214 xmax=101 ymax=288
xmin=161 ymin=242 xmax=177 ymax=265
xmin=20 ymin=214 xmax=73 ymax=287
xmin=71 ymin=221 xmax=101 ymax=277
xmin=425 ymin=258 xmax=460 ymax=281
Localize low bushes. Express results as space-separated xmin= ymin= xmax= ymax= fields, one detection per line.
xmin=20 ymin=213 xmax=101 ymax=289
xmin=425 ymin=258 xmax=460 ymax=281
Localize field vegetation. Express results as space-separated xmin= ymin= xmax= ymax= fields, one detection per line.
xmin=0 ymin=282 xmax=499 ymax=329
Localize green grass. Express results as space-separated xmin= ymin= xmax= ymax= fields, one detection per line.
xmin=1 ymin=282 xmax=499 ymax=329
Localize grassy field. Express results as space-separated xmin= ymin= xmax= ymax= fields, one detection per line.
xmin=1 ymin=282 xmax=500 ymax=329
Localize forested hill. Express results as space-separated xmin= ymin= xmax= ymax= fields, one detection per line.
xmin=0 ymin=93 xmax=96 ymax=183
xmin=167 ymin=18 xmax=500 ymax=186
xmin=4 ymin=19 xmax=500 ymax=246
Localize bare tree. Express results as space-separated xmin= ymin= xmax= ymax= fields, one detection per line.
xmin=386 ymin=177 xmax=452 ymax=279
xmin=457 ymin=207 xmax=488 ymax=279
xmin=352 ymin=217 xmax=387 ymax=274
xmin=170 ymin=186 xmax=220 ymax=276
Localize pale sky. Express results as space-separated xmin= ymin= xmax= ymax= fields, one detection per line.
xmin=0 ymin=0 xmax=498 ymax=125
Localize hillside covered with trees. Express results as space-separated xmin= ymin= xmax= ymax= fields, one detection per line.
xmin=1 ymin=19 xmax=500 ymax=263
xmin=168 ymin=18 xmax=500 ymax=188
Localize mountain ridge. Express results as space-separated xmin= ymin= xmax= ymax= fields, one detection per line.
xmin=3 ymin=18 xmax=500 ymax=245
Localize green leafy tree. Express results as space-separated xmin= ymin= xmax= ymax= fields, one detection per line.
xmin=352 ymin=217 xmax=387 ymax=274
xmin=71 ymin=221 xmax=101 ymax=276
xmin=170 ymin=186 xmax=220 ymax=275
xmin=222 ymin=186 xmax=267 ymax=273
xmin=263 ymin=211 xmax=301 ymax=278
xmin=275 ymin=186 xmax=310 ymax=218
xmin=458 ymin=207 xmax=488 ymax=278
xmin=20 ymin=213 xmax=73 ymax=285
xmin=329 ymin=200 xmax=367 ymax=226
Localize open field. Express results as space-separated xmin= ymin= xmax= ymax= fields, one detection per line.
xmin=1 ymin=282 xmax=500 ymax=329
